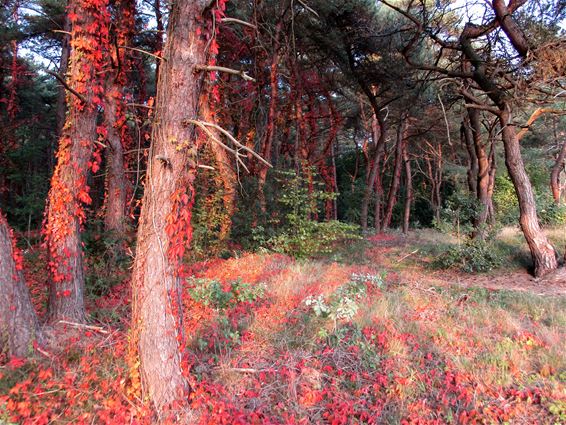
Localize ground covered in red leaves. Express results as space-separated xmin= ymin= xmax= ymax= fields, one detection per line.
xmin=1 ymin=235 xmax=565 ymax=424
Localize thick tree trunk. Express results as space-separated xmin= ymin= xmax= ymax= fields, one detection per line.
xmin=402 ymin=145 xmax=412 ymax=234
xmin=550 ymin=139 xmax=566 ymax=204
xmin=130 ymin=0 xmax=207 ymax=414
xmin=500 ymin=108 xmax=558 ymax=277
xmin=360 ymin=111 xmax=386 ymax=231
xmin=43 ymin=0 xmax=109 ymax=323
xmin=382 ymin=117 xmax=408 ymax=230
xmin=0 ymin=212 xmax=41 ymax=358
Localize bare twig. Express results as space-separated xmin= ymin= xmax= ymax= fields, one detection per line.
xmin=186 ymin=119 xmax=272 ymax=169
xmin=58 ymin=320 xmax=110 ymax=334
xmin=194 ymin=64 xmax=255 ymax=82
xmin=118 ymin=45 xmax=165 ymax=61
xmin=46 ymin=71 xmax=86 ymax=104
xmin=222 ymin=17 xmax=257 ymax=29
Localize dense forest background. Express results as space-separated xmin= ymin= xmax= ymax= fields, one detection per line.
xmin=1 ymin=0 xmax=565 ymax=423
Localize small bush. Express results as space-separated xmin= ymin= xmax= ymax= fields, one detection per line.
xmin=254 ymin=170 xmax=361 ymax=259
xmin=433 ymin=239 xmax=503 ymax=273
xmin=83 ymin=228 xmax=130 ymax=299
xmin=304 ymin=273 xmax=385 ymax=329
xmin=188 ymin=277 xmax=265 ymax=310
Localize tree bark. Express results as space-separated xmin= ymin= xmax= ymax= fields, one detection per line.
xmin=467 ymin=107 xmax=491 ymax=237
xmin=43 ymin=0 xmax=109 ymax=323
xmin=0 ymin=212 xmax=41 ymax=358
xmin=500 ymin=107 xmax=558 ymax=277
xmin=130 ymin=0 xmax=208 ymax=414
xmin=257 ymin=22 xmax=281 ymax=213
xmin=382 ymin=117 xmax=408 ymax=230
xmin=103 ymin=0 xmax=135 ymax=236
xmin=461 ymin=117 xmax=478 ymax=194
xmin=402 ymin=145 xmax=412 ymax=234
xmin=201 ymin=99 xmax=237 ymax=242
xmin=550 ymin=139 xmax=566 ymax=204
xmin=360 ymin=111 xmax=386 ymax=231
xmin=103 ymin=81 xmax=129 ymax=236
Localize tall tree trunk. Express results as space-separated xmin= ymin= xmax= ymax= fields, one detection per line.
xmin=550 ymin=139 xmax=566 ymax=204
xmin=0 ymin=212 xmax=42 ymax=358
xmin=55 ymin=14 xmax=71 ymax=138
xmin=201 ymin=99 xmax=237 ymax=243
xmin=103 ymin=0 xmax=135 ymax=236
xmin=360 ymin=111 xmax=386 ymax=231
xmin=103 ymin=81 xmax=129 ymax=236
xmin=43 ymin=0 xmax=109 ymax=323
xmin=402 ymin=145 xmax=412 ymax=234
xmin=257 ymin=22 xmax=281 ymax=213
xmin=153 ymin=0 xmax=164 ymax=87
xmin=373 ymin=171 xmax=383 ymax=230
xmin=467 ymin=108 xmax=491 ymax=237
xmin=487 ymin=138 xmax=497 ymax=224
xmin=382 ymin=117 xmax=408 ymax=231
xmin=130 ymin=0 xmax=208 ymax=414
xmin=461 ymin=117 xmax=478 ymax=194
xmin=500 ymin=107 xmax=558 ymax=277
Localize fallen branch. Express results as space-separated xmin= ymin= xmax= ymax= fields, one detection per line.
xmin=58 ymin=320 xmax=110 ymax=334
xmin=194 ymin=64 xmax=255 ymax=82
xmin=397 ymin=249 xmax=419 ymax=263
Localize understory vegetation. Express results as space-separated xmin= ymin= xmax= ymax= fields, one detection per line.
xmin=1 ymin=238 xmax=565 ymax=424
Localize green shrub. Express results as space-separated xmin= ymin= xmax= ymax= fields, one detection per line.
xmin=433 ymin=239 xmax=503 ymax=273
xmin=83 ymin=227 xmax=131 ymax=299
xmin=253 ymin=170 xmax=361 ymax=258
xmin=304 ymin=272 xmax=385 ymax=329
xmin=188 ymin=277 xmax=265 ymax=310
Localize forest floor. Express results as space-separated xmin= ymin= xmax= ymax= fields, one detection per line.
xmin=1 ymin=228 xmax=565 ymax=424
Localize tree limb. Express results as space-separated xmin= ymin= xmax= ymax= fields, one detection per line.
xmin=194 ymin=64 xmax=256 ymax=82
xmin=46 ymin=70 xmax=87 ymax=104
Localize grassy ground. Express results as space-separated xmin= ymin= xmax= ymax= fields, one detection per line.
xmin=1 ymin=229 xmax=565 ymax=424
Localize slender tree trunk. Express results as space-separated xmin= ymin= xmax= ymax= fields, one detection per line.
xmin=467 ymin=108 xmax=491 ymax=237
xmin=201 ymin=99 xmax=237 ymax=242
xmin=55 ymin=14 xmax=71 ymax=139
xmin=103 ymin=0 xmax=135 ymax=236
xmin=0 ymin=212 xmax=42 ymax=358
xmin=382 ymin=118 xmax=408 ymax=230
xmin=461 ymin=117 xmax=478 ymax=194
xmin=487 ymin=139 xmax=497 ymax=224
xmin=130 ymin=0 xmax=208 ymax=414
xmin=373 ymin=171 xmax=383 ymax=230
xmin=500 ymin=107 xmax=558 ymax=277
xmin=153 ymin=0 xmax=164 ymax=87
xmin=361 ymin=111 xmax=386 ymax=231
xmin=257 ymin=22 xmax=281 ymax=213
xmin=43 ymin=0 xmax=109 ymax=323
xmin=103 ymin=81 xmax=129 ymax=236
xmin=402 ymin=145 xmax=412 ymax=234
xmin=550 ymin=139 xmax=566 ymax=204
